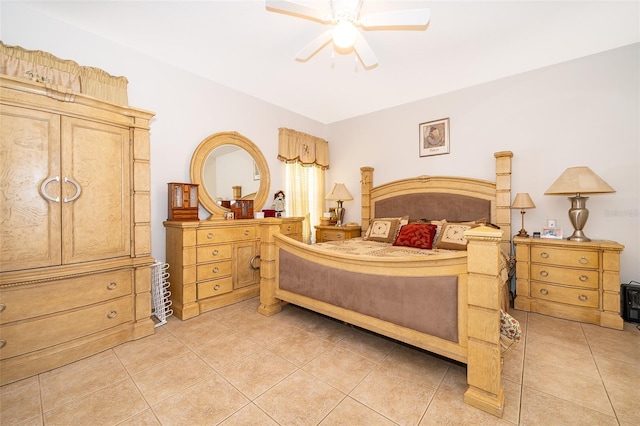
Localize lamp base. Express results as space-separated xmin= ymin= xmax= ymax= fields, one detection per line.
xmin=336 ymin=201 xmax=345 ymax=227
xmin=567 ymin=195 xmax=590 ymax=242
xmin=516 ymin=229 xmax=529 ymax=238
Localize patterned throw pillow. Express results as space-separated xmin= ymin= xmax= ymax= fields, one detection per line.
xmin=364 ymin=217 xmax=401 ymax=243
xmin=392 ymin=223 xmax=438 ymax=249
xmin=434 ymin=221 xmax=480 ymax=250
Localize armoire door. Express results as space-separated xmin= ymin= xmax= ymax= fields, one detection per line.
xmin=0 ymin=105 xmax=62 ymax=272
xmin=60 ymin=117 xmax=131 ymax=264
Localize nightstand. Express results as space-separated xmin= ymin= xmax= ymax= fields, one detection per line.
xmin=513 ymin=236 xmax=624 ymax=329
xmin=315 ymin=224 xmax=361 ymax=243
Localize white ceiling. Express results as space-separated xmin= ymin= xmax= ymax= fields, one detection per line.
xmin=17 ymin=0 xmax=640 ymax=124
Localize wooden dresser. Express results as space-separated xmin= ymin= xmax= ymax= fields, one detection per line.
xmin=315 ymin=224 xmax=362 ymax=242
xmin=164 ymin=217 xmax=303 ymax=319
xmin=0 ymin=76 xmax=155 ymax=385
xmin=513 ymin=236 xmax=624 ymax=329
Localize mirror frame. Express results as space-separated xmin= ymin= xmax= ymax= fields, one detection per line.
xmin=190 ymin=131 xmax=271 ymax=218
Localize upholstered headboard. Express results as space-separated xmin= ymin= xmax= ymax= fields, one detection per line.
xmin=360 ymin=151 xmax=513 ymax=254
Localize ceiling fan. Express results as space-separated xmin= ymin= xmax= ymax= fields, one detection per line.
xmin=266 ymin=0 xmax=430 ymax=68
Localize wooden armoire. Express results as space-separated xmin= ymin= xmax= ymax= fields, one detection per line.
xmin=0 ymin=53 xmax=155 ymax=385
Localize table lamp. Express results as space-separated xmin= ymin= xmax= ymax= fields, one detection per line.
xmin=511 ymin=193 xmax=536 ymax=237
xmin=544 ymin=166 xmax=615 ymax=242
xmin=326 ymin=183 xmax=353 ymax=226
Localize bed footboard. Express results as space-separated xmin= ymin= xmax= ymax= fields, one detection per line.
xmin=258 ymin=220 xmax=505 ymax=417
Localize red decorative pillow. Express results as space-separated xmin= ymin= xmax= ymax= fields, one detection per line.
xmin=392 ymin=223 xmax=438 ymax=249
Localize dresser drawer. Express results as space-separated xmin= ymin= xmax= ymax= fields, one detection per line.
xmin=197 ymin=277 xmax=233 ymax=299
xmin=280 ymin=222 xmax=301 ymax=236
xmin=318 ymin=229 xmax=347 ymax=241
xmin=196 ymin=261 xmax=232 ymax=281
xmin=531 ymin=246 xmax=599 ymax=268
xmin=197 ymin=226 xmax=256 ymax=244
xmin=196 ymin=244 xmax=232 ymax=263
xmin=531 ymin=282 xmax=598 ymax=308
xmin=0 ymin=296 xmax=133 ymax=360
xmin=0 ymin=269 xmax=132 ymax=324
xmin=530 ymin=264 xmax=599 ymax=289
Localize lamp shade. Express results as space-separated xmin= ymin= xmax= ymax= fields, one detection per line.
xmin=545 ymin=166 xmax=615 ymax=195
xmin=326 ymin=183 xmax=353 ymax=201
xmin=511 ymin=193 xmax=536 ymax=209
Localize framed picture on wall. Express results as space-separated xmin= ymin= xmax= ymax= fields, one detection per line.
xmin=419 ymin=118 xmax=450 ymax=157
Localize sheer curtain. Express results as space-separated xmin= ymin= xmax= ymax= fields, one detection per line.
xmin=278 ymin=128 xmax=329 ymax=243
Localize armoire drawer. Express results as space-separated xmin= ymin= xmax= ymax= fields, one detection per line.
xmin=530 ymin=264 xmax=599 ymax=289
xmin=0 ymin=269 xmax=132 ymax=324
xmin=531 ymin=246 xmax=599 ymax=268
xmin=0 ymin=296 xmax=133 ymax=360
xmin=196 ymin=261 xmax=233 ymax=281
xmin=196 ymin=244 xmax=232 ymax=263
xmin=531 ymin=282 xmax=599 ymax=308
xmin=280 ymin=222 xmax=301 ymax=236
xmin=197 ymin=277 xmax=233 ymax=299
xmin=197 ymin=226 xmax=256 ymax=244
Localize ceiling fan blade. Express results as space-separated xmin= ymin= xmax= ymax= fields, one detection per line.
xmin=295 ymin=30 xmax=333 ymax=61
xmin=359 ymin=9 xmax=430 ymax=28
xmin=266 ymin=0 xmax=332 ymax=23
xmin=354 ymin=32 xmax=378 ymax=68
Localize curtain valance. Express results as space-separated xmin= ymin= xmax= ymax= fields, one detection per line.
xmin=277 ymin=128 xmax=329 ymax=170
xmin=0 ymin=41 xmax=129 ymax=105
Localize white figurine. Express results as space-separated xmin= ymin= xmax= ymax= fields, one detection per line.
xmin=272 ymin=190 xmax=285 ymax=217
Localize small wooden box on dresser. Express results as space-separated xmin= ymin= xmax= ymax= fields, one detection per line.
xmin=0 ymin=74 xmax=155 ymax=385
xmin=164 ymin=217 xmax=303 ymax=319
xmin=315 ymin=224 xmax=362 ymax=243
xmin=513 ymin=236 xmax=625 ymax=329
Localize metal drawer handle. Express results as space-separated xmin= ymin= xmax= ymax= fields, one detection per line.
xmin=107 ymin=310 xmax=118 ymax=319
xmin=579 ymin=275 xmax=588 ymax=282
xmin=539 ymin=270 xmax=549 ymax=277
xmin=212 ymin=267 xmax=219 ymax=273
xmin=0 ymin=303 xmax=5 ymax=313
xmin=207 ymin=233 xmax=214 ymax=239
xmin=540 ymin=252 xmax=549 ymax=259
xmin=0 ymin=339 xmax=6 ymax=349
xmin=40 ymin=176 xmax=61 ymax=203
xmin=579 ymin=257 xmax=588 ymax=265
xmin=323 ymin=233 xmax=328 ymax=238
xmin=214 ymin=284 xmax=220 ymax=291
xmin=286 ymin=225 xmax=292 ymax=231
xmin=336 ymin=234 xmax=343 ymax=239
xmin=250 ymin=255 xmax=260 ymax=270
xmin=244 ymin=230 xmax=250 ymax=236
xmin=212 ymin=249 xmax=219 ymax=256
xmin=106 ymin=282 xmax=117 ymax=290
xmin=63 ymin=177 xmax=82 ymax=203
xmin=540 ymin=288 xmax=549 ymax=295
xmin=578 ymin=294 xmax=588 ymax=302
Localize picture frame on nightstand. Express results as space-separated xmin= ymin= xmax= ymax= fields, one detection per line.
xmin=541 ymin=226 xmax=562 ymax=239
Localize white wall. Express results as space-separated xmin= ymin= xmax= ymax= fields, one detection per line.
xmin=328 ymin=44 xmax=639 ymax=283
xmin=2 ymin=3 xmax=638 ymax=282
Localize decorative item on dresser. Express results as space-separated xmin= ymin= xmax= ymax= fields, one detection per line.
xmin=314 ymin=224 xmax=361 ymax=243
xmin=0 ymin=49 xmax=155 ymax=385
xmin=544 ymin=166 xmax=616 ymax=242
xmin=325 ymin=183 xmax=353 ymax=226
xmin=514 ymin=236 xmax=624 ymax=329
xmin=168 ymin=182 xmax=199 ymax=221
xmin=510 ymin=193 xmax=536 ymax=237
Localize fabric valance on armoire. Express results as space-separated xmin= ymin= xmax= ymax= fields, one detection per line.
xmin=277 ymin=127 xmax=330 ymax=170
xmin=0 ymin=41 xmax=129 ymax=105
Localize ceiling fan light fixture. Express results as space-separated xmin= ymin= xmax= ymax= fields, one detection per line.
xmin=332 ymin=20 xmax=357 ymax=49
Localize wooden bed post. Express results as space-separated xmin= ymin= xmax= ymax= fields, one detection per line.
xmin=494 ymin=151 xmax=513 ymax=255
xmin=258 ymin=219 xmax=283 ymax=316
xmin=361 ymin=167 xmax=374 ymax=232
xmin=463 ymin=226 xmax=505 ymax=417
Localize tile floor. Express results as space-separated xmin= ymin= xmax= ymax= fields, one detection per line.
xmin=1 ymin=298 xmax=639 ymax=425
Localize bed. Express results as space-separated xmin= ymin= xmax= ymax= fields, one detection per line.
xmin=258 ymin=151 xmax=514 ymax=417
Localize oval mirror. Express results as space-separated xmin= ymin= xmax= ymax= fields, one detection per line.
xmin=190 ymin=131 xmax=270 ymax=218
